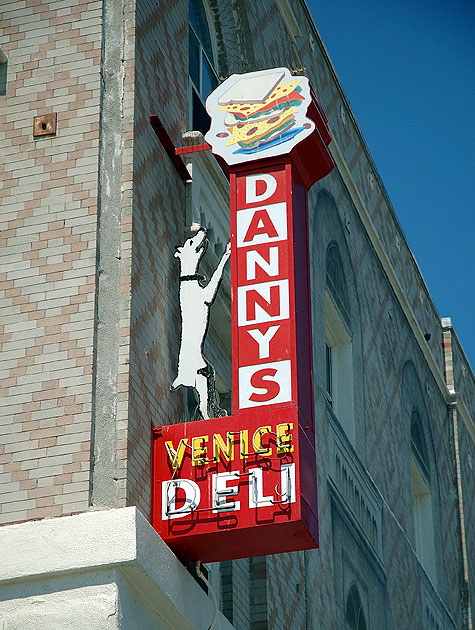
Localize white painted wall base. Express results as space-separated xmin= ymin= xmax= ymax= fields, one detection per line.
xmin=0 ymin=507 xmax=234 ymax=630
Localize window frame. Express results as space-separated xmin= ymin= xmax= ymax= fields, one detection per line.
xmin=410 ymin=409 xmax=437 ymax=583
xmin=345 ymin=582 xmax=368 ymax=630
xmin=325 ymin=290 xmax=355 ymax=443
xmin=188 ymin=0 xmax=219 ymax=134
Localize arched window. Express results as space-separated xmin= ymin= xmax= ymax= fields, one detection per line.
xmin=189 ymin=0 xmax=219 ymax=133
xmin=411 ymin=409 xmax=429 ymax=480
xmin=326 ymin=242 xmax=350 ymax=326
xmin=410 ymin=407 xmax=436 ymax=582
xmin=346 ymin=583 xmax=367 ymax=630
xmin=402 ymin=361 xmax=437 ymax=583
xmin=325 ymin=241 xmax=355 ymax=442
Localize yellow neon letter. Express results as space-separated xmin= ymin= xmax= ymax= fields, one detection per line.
xmin=165 ymin=439 xmax=189 ymax=469
xmin=240 ymin=430 xmax=250 ymax=458
xmin=252 ymin=425 xmax=272 ymax=456
xmin=213 ymin=432 xmax=234 ymax=462
xmin=192 ymin=435 xmax=209 ymax=466
xmin=276 ymin=423 xmax=294 ymax=454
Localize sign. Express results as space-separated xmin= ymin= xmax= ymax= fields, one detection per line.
xmin=153 ymin=407 xmax=318 ymax=562
xmin=152 ymin=68 xmax=333 ymax=563
xmin=204 ymin=67 xmax=316 ymax=166
xmin=231 ymin=164 xmax=311 ymax=418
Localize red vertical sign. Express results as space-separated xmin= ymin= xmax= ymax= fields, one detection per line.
xmin=231 ymin=161 xmax=314 ymax=426
xmin=151 ymin=68 xmax=333 ymax=563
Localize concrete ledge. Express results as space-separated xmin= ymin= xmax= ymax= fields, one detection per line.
xmin=0 ymin=507 xmax=234 ymax=630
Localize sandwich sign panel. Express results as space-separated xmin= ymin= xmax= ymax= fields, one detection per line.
xmin=152 ymin=67 xmax=333 ymax=563
xmin=204 ymin=67 xmax=315 ymax=165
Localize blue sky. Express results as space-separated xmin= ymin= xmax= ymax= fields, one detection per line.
xmin=307 ymin=0 xmax=475 ymax=371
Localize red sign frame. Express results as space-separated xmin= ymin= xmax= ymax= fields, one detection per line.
xmin=230 ymin=159 xmax=315 ymax=427
xmin=151 ymin=71 xmax=333 ymax=564
xmin=152 ymin=406 xmax=317 ymax=562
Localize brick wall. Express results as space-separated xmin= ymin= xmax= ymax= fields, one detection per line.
xmin=0 ymin=0 xmax=103 ymax=524
xmin=128 ymin=0 xmax=189 ymax=515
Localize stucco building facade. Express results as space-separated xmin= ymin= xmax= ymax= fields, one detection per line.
xmin=0 ymin=1 xmax=473 ymax=628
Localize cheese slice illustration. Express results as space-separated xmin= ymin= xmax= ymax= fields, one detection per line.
xmin=224 ymin=107 xmax=297 ymax=148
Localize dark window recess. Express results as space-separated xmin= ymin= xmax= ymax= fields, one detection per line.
xmin=201 ymin=52 xmax=218 ymax=97
xmin=189 ymin=0 xmax=214 ymax=61
xmin=411 ymin=409 xmax=430 ymax=481
xmin=189 ymin=27 xmax=201 ymax=88
xmin=188 ymin=0 xmax=219 ymax=134
xmin=326 ymin=241 xmax=350 ymax=325
xmin=326 ymin=343 xmax=333 ymax=406
xmin=346 ymin=583 xmax=367 ymax=630
xmin=192 ymin=88 xmax=211 ymax=135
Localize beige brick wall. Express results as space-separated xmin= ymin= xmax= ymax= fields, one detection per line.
xmin=0 ymin=0 xmax=103 ymax=524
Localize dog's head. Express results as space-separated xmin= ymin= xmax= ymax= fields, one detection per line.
xmin=174 ymin=227 xmax=208 ymax=265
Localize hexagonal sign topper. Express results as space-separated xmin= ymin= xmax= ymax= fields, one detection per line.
xmin=205 ymin=67 xmax=315 ymax=166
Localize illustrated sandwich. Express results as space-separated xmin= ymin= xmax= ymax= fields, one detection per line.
xmin=215 ymin=70 xmax=306 ymax=152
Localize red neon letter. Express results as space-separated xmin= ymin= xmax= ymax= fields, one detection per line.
xmin=249 ymin=368 xmax=280 ymax=402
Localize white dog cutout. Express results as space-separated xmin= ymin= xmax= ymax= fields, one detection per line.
xmin=171 ymin=227 xmax=231 ymax=420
